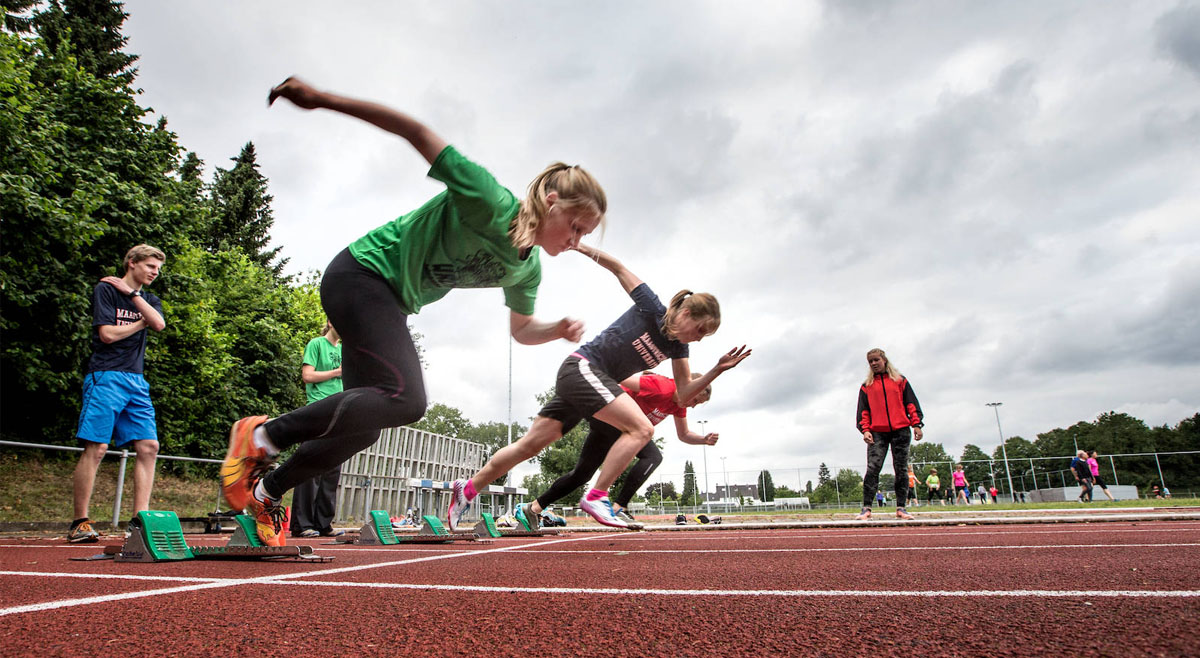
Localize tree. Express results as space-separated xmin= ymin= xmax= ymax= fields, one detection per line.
xmin=33 ymin=0 xmax=138 ymax=82
xmin=836 ymin=468 xmax=864 ymax=505
xmin=805 ymin=480 xmax=813 ymax=494
xmin=411 ymin=403 xmax=473 ymax=438
xmin=681 ymin=461 xmax=699 ymax=506
xmin=774 ymin=484 xmax=799 ymax=499
xmin=206 ymin=142 xmax=287 ymax=278
xmin=817 ymin=463 xmax=831 ymax=486
xmin=757 ymin=470 xmax=776 ymax=501
xmin=960 ymin=444 xmax=991 ymax=490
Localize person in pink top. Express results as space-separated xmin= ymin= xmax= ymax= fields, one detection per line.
xmin=1087 ymin=450 xmax=1116 ymax=501
xmin=952 ymin=464 xmax=970 ymax=505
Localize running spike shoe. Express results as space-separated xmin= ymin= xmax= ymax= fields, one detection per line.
xmin=515 ymin=503 xmax=540 ymax=532
xmin=220 ymin=415 xmax=272 ymax=513
xmin=446 ymin=479 xmax=472 ymax=532
xmin=244 ymin=483 xmax=287 ymax=547
xmin=580 ymin=495 xmax=629 ymax=529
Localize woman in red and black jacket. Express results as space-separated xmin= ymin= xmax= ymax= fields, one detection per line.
xmin=854 ymin=348 xmax=924 ymax=520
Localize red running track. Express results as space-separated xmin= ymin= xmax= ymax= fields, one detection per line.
xmin=1 ymin=521 xmax=1197 ymax=656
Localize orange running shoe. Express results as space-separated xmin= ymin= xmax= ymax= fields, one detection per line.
xmin=245 ymin=483 xmax=287 ymax=547
xmin=220 ymin=415 xmax=272 ymax=513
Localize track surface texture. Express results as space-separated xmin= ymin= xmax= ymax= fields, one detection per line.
xmin=1 ymin=514 xmax=1198 ymax=657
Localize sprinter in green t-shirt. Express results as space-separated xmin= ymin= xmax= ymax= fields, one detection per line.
xmin=220 ymin=76 xmax=609 ymax=546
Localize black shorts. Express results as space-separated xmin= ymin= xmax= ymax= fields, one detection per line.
xmin=1092 ymin=475 xmax=1108 ymax=489
xmin=537 ymin=355 xmax=625 ymax=431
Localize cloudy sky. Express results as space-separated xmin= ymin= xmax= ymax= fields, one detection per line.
xmin=121 ymin=1 xmax=1199 ymax=493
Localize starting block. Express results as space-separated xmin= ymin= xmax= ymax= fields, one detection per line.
xmin=335 ymin=511 xmax=487 ymax=545
xmin=71 ymin=510 xmax=332 ymax=563
xmin=474 ymin=512 xmax=562 ymax=538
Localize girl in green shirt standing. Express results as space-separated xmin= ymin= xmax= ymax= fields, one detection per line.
xmin=220 ymin=77 xmax=609 ymax=546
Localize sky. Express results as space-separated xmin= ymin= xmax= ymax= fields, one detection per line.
xmin=119 ymin=1 xmax=1200 ymax=494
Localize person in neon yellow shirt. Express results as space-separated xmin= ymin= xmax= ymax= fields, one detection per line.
xmin=925 ymin=468 xmax=945 ymax=506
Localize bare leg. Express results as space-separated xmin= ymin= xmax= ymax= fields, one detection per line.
xmin=73 ymin=442 xmax=108 ymax=519
xmin=470 ymin=416 xmax=564 ymax=492
xmin=131 ymin=440 xmax=159 ymax=513
xmin=591 ymin=396 xmax=654 ymax=491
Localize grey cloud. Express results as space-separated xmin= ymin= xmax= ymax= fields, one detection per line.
xmin=1155 ymin=3 xmax=1200 ymax=79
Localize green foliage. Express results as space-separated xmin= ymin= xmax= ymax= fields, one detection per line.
xmin=959 ymin=444 xmax=991 ymax=487
xmin=817 ymin=462 xmax=830 ymax=485
xmin=756 ymin=469 xmax=775 ymax=501
xmin=206 ymin=142 xmax=287 ymax=278
xmin=680 ymin=460 xmax=699 ymax=506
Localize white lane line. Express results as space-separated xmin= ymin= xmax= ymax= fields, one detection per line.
xmin=0 ymin=532 xmax=625 ymax=617
xmin=519 ymin=542 xmax=1200 ymax=554
xmin=603 ymin=526 xmax=1200 ymax=542
xmin=262 ymin=581 xmax=1200 ymax=599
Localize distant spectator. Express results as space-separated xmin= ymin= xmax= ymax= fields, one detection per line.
xmin=925 ymin=468 xmax=945 ymax=506
xmin=1162 ymin=486 xmax=1171 ymax=499
xmin=289 ymin=321 xmax=346 ymax=539
xmin=989 ymin=485 xmax=998 ymax=503
xmin=875 ymin=490 xmax=886 ymax=507
xmin=1019 ymin=492 xmax=1026 ymax=503
xmin=952 ymin=464 xmax=970 ymax=505
xmin=1150 ymin=484 xmax=1162 ymax=499
xmin=907 ymin=467 xmax=920 ymax=507
xmin=977 ymin=483 xmax=988 ymax=504
xmin=1086 ymin=450 xmax=1115 ymax=502
xmin=1071 ymin=450 xmax=1093 ymax=502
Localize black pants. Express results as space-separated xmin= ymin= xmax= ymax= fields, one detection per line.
xmin=289 ymin=464 xmax=342 ymax=535
xmin=862 ymin=428 xmax=912 ymax=507
xmin=262 ymin=249 xmax=427 ymax=497
xmin=535 ymin=420 xmax=663 ymax=509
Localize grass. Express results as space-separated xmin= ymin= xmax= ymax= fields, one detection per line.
xmin=0 ymin=450 xmax=293 ymax=529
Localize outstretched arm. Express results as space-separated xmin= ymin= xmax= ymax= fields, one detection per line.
xmin=673 ymin=345 xmax=752 ymax=405
xmin=510 ymin=311 xmax=584 ymax=345
xmin=573 ymin=244 xmax=643 ymax=295
xmin=674 ymin=416 xmax=717 ymax=446
xmin=268 ymin=77 xmax=448 ymax=165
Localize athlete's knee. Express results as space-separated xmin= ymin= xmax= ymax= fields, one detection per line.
xmin=641 ymin=448 xmax=664 ymax=469
xmin=135 ymin=440 xmax=159 ymax=460
xmin=79 ymin=442 xmax=108 ymax=464
xmin=627 ymin=424 xmax=653 ymax=447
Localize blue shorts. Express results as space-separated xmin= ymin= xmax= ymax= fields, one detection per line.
xmin=76 ymin=371 xmax=158 ymax=447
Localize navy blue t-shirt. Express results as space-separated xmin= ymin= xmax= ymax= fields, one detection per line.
xmin=87 ymin=282 xmax=163 ymax=374
xmin=576 ymin=283 xmax=688 ymax=380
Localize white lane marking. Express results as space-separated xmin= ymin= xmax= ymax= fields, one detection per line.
xmin=518 ymin=542 xmax=1200 ymax=554
xmin=0 ymin=532 xmax=625 ymax=617
xmin=600 ymin=526 xmax=1200 ymax=542
xmin=262 ymin=581 xmax=1200 ymax=599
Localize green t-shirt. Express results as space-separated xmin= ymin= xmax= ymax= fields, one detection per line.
xmin=348 ymin=146 xmax=542 ymax=316
xmin=925 ymin=474 xmax=940 ymax=488
xmin=303 ymin=336 xmax=343 ymax=404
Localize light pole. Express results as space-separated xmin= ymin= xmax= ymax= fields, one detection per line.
xmin=720 ymin=456 xmax=729 ymax=509
xmin=986 ymin=402 xmax=1016 ymax=502
xmin=698 ymin=420 xmax=710 ymax=510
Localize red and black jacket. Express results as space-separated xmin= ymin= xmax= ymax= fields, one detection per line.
xmin=857 ymin=376 xmax=923 ymax=432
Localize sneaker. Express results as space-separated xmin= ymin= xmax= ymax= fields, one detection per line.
xmin=244 ymin=483 xmax=286 ymax=546
xmin=446 ymin=479 xmax=472 ymax=532
xmin=67 ymin=519 xmax=99 ymax=544
xmin=495 ymin=513 xmax=518 ymax=528
xmin=515 ymin=503 xmax=540 ymax=532
xmin=319 ymin=528 xmax=345 ymax=537
xmin=696 ymin=514 xmax=711 ymax=524
xmin=220 ymin=415 xmax=273 ymax=513
xmin=614 ymin=509 xmax=636 ymax=524
xmin=297 ymin=529 xmax=320 ymax=538
xmin=854 ymin=507 xmax=873 ymax=520
xmin=895 ymin=508 xmax=914 ymax=520
xmin=675 ymin=514 xmax=687 ymax=525
xmin=540 ymin=509 xmax=567 ymax=527
xmin=580 ymin=495 xmax=629 ymax=528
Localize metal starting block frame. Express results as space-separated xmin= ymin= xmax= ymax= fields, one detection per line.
xmin=72 ymin=510 xmax=333 ymax=563
xmin=474 ymin=512 xmax=562 ymax=538
xmin=335 ymin=510 xmax=487 ymax=545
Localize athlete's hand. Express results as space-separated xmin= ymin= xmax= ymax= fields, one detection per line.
xmin=703 ymin=432 xmax=718 ymax=446
xmin=716 ymin=345 xmax=752 ymax=372
xmin=913 ymin=427 xmax=924 ymax=441
xmin=557 ymin=317 xmax=584 ymax=342
xmin=100 ymin=276 xmax=133 ymax=296
xmin=268 ymin=76 xmax=324 ymax=109
xmin=862 ymin=430 xmax=874 ymax=445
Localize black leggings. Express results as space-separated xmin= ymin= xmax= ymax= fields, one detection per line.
xmin=535 ymin=420 xmax=663 ymax=509
xmin=262 ymin=248 xmax=426 ymax=497
xmin=862 ymin=428 xmax=912 ymax=507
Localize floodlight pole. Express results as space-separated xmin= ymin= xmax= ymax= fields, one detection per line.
xmin=987 ymin=402 xmax=1016 ymax=501
xmin=699 ymin=420 xmax=710 ymax=511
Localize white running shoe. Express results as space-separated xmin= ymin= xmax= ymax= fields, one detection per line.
xmin=580 ymin=495 xmax=629 ymax=528
xmin=446 ymin=479 xmax=472 ymax=532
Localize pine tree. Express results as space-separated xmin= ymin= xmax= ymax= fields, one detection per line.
xmin=207 ymin=142 xmax=287 ymax=278
xmin=817 ymin=463 xmax=831 ymax=486
xmin=34 ymin=0 xmax=138 ymax=82
xmin=681 ymin=461 xmax=698 ymax=506
xmin=757 ymin=470 xmax=776 ymax=501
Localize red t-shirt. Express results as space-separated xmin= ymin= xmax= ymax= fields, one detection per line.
xmin=624 ymin=373 xmax=687 ymax=426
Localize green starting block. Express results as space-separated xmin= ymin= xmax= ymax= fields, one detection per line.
xmin=337 ymin=511 xmax=486 ymax=545
xmin=473 ymin=512 xmax=561 ymax=538
xmin=72 ymin=510 xmax=332 ymax=563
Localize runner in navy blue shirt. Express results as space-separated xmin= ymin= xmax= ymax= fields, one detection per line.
xmin=449 ymin=244 xmax=750 ymax=529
